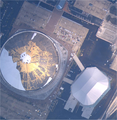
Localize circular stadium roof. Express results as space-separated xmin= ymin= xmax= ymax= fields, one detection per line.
xmin=71 ymin=67 xmax=110 ymax=106
xmin=0 ymin=30 xmax=59 ymax=91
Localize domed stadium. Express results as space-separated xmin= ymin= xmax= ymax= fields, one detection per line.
xmin=0 ymin=30 xmax=68 ymax=99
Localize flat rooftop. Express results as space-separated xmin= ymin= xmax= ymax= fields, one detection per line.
xmin=96 ymin=3 xmax=117 ymax=44
xmin=64 ymin=94 xmax=78 ymax=112
xmin=14 ymin=1 xmax=52 ymax=29
xmin=74 ymin=0 xmax=111 ymax=19
xmin=96 ymin=22 xmax=117 ymax=44
xmin=54 ymin=17 xmax=88 ymax=51
xmin=81 ymin=106 xmax=94 ymax=119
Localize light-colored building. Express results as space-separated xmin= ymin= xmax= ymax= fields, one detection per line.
xmin=96 ymin=22 xmax=117 ymax=44
xmin=13 ymin=1 xmax=52 ymax=30
xmin=71 ymin=67 xmax=110 ymax=106
xmin=73 ymin=0 xmax=111 ymax=20
xmin=54 ymin=17 xmax=89 ymax=52
xmin=64 ymin=67 xmax=111 ymax=119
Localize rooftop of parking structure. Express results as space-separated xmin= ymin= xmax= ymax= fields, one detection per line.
xmin=54 ymin=17 xmax=89 ymax=48
xmin=74 ymin=0 xmax=111 ymax=20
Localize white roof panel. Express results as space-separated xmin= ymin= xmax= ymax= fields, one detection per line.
xmin=0 ymin=49 xmax=25 ymax=90
xmin=71 ymin=67 xmax=110 ymax=106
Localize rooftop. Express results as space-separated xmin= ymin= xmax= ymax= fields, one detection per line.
xmin=0 ymin=30 xmax=59 ymax=91
xmin=71 ymin=67 xmax=110 ymax=106
xmin=54 ymin=17 xmax=89 ymax=51
xmin=14 ymin=1 xmax=52 ymax=29
xmin=96 ymin=3 xmax=117 ymax=45
xmin=74 ymin=0 xmax=111 ymax=19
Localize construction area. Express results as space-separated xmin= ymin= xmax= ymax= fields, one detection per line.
xmin=74 ymin=0 xmax=111 ymax=20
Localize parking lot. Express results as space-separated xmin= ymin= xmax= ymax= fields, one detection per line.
xmin=54 ymin=17 xmax=89 ymax=51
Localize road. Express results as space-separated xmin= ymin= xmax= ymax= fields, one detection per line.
xmin=101 ymin=89 xmax=117 ymax=119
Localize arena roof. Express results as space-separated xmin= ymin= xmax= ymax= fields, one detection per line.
xmin=71 ymin=67 xmax=110 ymax=106
xmin=0 ymin=30 xmax=59 ymax=91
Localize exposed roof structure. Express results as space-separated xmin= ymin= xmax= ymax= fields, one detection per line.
xmin=0 ymin=30 xmax=68 ymax=100
xmin=0 ymin=30 xmax=59 ymax=91
xmin=71 ymin=67 xmax=110 ymax=106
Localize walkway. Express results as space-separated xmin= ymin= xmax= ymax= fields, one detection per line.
xmin=73 ymin=53 xmax=85 ymax=71
xmin=63 ymin=77 xmax=73 ymax=84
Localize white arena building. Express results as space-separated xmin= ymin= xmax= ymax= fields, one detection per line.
xmin=64 ymin=67 xmax=110 ymax=119
xmin=71 ymin=67 xmax=110 ymax=106
xmin=0 ymin=30 xmax=68 ymax=100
